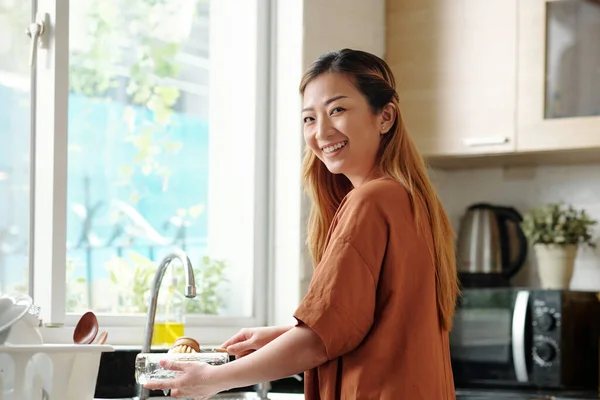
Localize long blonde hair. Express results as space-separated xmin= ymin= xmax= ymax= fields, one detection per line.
xmin=300 ymin=49 xmax=460 ymax=331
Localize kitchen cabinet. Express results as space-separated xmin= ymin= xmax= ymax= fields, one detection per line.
xmin=386 ymin=0 xmax=600 ymax=167
xmin=386 ymin=0 xmax=518 ymax=158
xmin=517 ymin=0 xmax=600 ymax=152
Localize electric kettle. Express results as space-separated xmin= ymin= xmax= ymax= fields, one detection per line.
xmin=456 ymin=203 xmax=528 ymax=287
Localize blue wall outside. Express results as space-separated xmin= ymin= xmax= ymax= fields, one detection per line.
xmin=0 ymin=84 xmax=210 ymax=282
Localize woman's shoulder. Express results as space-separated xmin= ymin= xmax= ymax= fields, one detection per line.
xmin=344 ymin=177 xmax=410 ymax=210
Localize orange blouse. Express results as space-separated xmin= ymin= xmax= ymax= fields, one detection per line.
xmin=294 ymin=177 xmax=456 ymax=399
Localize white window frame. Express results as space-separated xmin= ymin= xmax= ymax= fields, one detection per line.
xmin=30 ymin=0 xmax=276 ymax=345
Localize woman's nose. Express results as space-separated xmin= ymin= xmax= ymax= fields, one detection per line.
xmin=315 ymin=119 xmax=333 ymax=141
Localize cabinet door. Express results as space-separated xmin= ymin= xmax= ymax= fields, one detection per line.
xmin=386 ymin=0 xmax=518 ymax=157
xmin=518 ymin=0 xmax=600 ymax=151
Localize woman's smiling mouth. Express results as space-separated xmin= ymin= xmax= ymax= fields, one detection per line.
xmin=321 ymin=140 xmax=348 ymax=155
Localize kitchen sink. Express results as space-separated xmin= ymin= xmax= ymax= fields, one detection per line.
xmin=161 ymin=393 xmax=304 ymax=400
xmin=101 ymin=393 xmax=304 ymax=400
xmin=210 ymin=392 xmax=304 ymax=399
xmin=95 ymin=349 xmax=304 ymax=398
xmin=103 ymin=394 xmax=304 ymax=400
xmin=457 ymin=397 xmax=551 ymax=400
xmin=455 ymin=389 xmax=564 ymax=400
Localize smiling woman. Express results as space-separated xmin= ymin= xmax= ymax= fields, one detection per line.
xmin=295 ymin=49 xmax=459 ymax=399
xmin=142 ymin=49 xmax=459 ymax=400
xmin=301 ymin=77 xmax=396 ymax=187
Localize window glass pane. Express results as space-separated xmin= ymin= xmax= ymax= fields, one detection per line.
xmin=0 ymin=1 xmax=31 ymax=295
xmin=66 ymin=0 xmax=256 ymax=318
xmin=545 ymin=0 xmax=600 ymax=118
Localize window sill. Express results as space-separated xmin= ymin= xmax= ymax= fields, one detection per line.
xmin=40 ymin=325 xmax=243 ymax=347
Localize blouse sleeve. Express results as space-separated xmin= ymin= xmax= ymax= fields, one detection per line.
xmin=293 ymin=196 xmax=388 ymax=360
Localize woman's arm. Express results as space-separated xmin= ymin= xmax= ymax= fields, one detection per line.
xmin=220 ymin=325 xmax=295 ymax=357
xmin=214 ymin=322 xmax=327 ymax=390
xmin=144 ymin=323 xmax=328 ymax=397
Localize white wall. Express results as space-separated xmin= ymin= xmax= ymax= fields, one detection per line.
xmin=302 ymin=0 xmax=386 ymax=66
xmin=270 ymin=0 xmax=305 ymax=327
xmin=432 ymin=163 xmax=600 ymax=290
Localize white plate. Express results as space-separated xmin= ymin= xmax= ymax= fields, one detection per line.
xmin=0 ymin=293 xmax=33 ymax=343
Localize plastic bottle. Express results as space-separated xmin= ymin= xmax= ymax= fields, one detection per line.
xmin=152 ymin=272 xmax=185 ymax=346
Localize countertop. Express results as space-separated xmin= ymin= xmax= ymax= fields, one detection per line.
xmin=95 ymin=394 xmax=304 ymax=400
xmin=456 ymin=388 xmax=600 ymax=400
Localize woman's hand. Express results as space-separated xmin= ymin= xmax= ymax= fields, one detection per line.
xmin=221 ymin=325 xmax=293 ymax=358
xmin=146 ymin=324 xmax=326 ymax=397
xmin=143 ymin=359 xmax=225 ymax=399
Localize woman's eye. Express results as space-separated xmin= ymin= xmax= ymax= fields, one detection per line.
xmin=303 ymin=116 xmax=314 ymax=123
xmin=331 ymin=107 xmax=345 ymax=115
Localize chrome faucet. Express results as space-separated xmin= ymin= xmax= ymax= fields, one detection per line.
xmin=137 ymin=249 xmax=197 ymax=400
xmin=255 ymin=374 xmax=303 ymax=400
xmin=256 ymin=382 xmax=271 ymax=399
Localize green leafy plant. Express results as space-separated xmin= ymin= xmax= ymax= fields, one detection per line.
xmin=521 ymin=203 xmax=597 ymax=247
xmin=105 ymin=252 xmax=156 ymax=313
xmin=180 ymin=256 xmax=228 ymax=315
xmin=105 ymin=251 xmax=228 ymax=315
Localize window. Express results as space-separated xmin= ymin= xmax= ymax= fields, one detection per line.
xmin=1 ymin=0 xmax=272 ymax=344
xmin=0 ymin=0 xmax=32 ymax=296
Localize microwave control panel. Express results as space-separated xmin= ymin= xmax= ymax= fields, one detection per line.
xmin=530 ymin=291 xmax=562 ymax=385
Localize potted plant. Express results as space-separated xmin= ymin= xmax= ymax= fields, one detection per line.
xmin=521 ymin=203 xmax=597 ymax=289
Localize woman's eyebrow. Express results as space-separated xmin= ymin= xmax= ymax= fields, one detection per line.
xmin=302 ymin=95 xmax=349 ymax=112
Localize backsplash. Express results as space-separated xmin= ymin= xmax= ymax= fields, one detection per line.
xmin=432 ymin=163 xmax=600 ymax=290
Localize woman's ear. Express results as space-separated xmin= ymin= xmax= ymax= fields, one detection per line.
xmin=379 ymin=102 xmax=397 ymax=135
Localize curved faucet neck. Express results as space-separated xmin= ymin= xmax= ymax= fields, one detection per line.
xmin=138 ymin=249 xmax=197 ymax=400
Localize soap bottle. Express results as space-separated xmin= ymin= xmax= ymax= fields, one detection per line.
xmin=152 ymin=273 xmax=186 ymax=346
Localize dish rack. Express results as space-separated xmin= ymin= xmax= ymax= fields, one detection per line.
xmin=0 ymin=343 xmax=114 ymax=400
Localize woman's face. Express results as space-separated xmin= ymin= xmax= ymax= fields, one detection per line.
xmin=302 ymin=72 xmax=394 ymax=187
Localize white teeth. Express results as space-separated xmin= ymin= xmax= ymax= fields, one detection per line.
xmin=322 ymin=141 xmax=348 ymax=154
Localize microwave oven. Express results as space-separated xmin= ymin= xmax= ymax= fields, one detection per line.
xmin=450 ymin=288 xmax=600 ymax=390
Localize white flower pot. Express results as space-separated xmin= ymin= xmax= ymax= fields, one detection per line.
xmin=534 ymin=244 xmax=578 ymax=289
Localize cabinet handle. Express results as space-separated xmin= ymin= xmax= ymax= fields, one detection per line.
xmin=462 ymin=136 xmax=509 ymax=147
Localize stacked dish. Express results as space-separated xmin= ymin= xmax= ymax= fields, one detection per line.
xmin=0 ymin=293 xmax=39 ymax=345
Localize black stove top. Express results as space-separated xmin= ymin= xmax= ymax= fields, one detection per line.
xmin=456 ymin=388 xmax=600 ymax=400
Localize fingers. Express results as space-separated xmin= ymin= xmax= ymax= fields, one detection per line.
xmin=160 ymin=359 xmax=188 ymax=371
xmin=226 ymin=340 xmax=255 ymax=356
xmin=173 ymin=390 xmax=212 ymax=399
xmin=143 ymin=361 xmax=186 ymax=390
xmin=233 ymin=349 xmax=254 ymax=359
xmin=220 ymin=329 xmax=248 ymax=349
xmin=220 ymin=336 xmax=235 ymax=349
xmin=171 ymin=388 xmax=202 ymax=398
xmin=143 ymin=379 xmax=177 ymax=391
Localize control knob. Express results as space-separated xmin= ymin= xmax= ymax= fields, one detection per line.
xmin=536 ymin=312 xmax=556 ymax=331
xmin=534 ymin=342 xmax=556 ymax=363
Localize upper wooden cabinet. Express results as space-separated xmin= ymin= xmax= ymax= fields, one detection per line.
xmin=386 ymin=0 xmax=600 ymax=163
xmin=518 ymin=0 xmax=600 ymax=152
xmin=386 ymin=0 xmax=518 ymax=157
